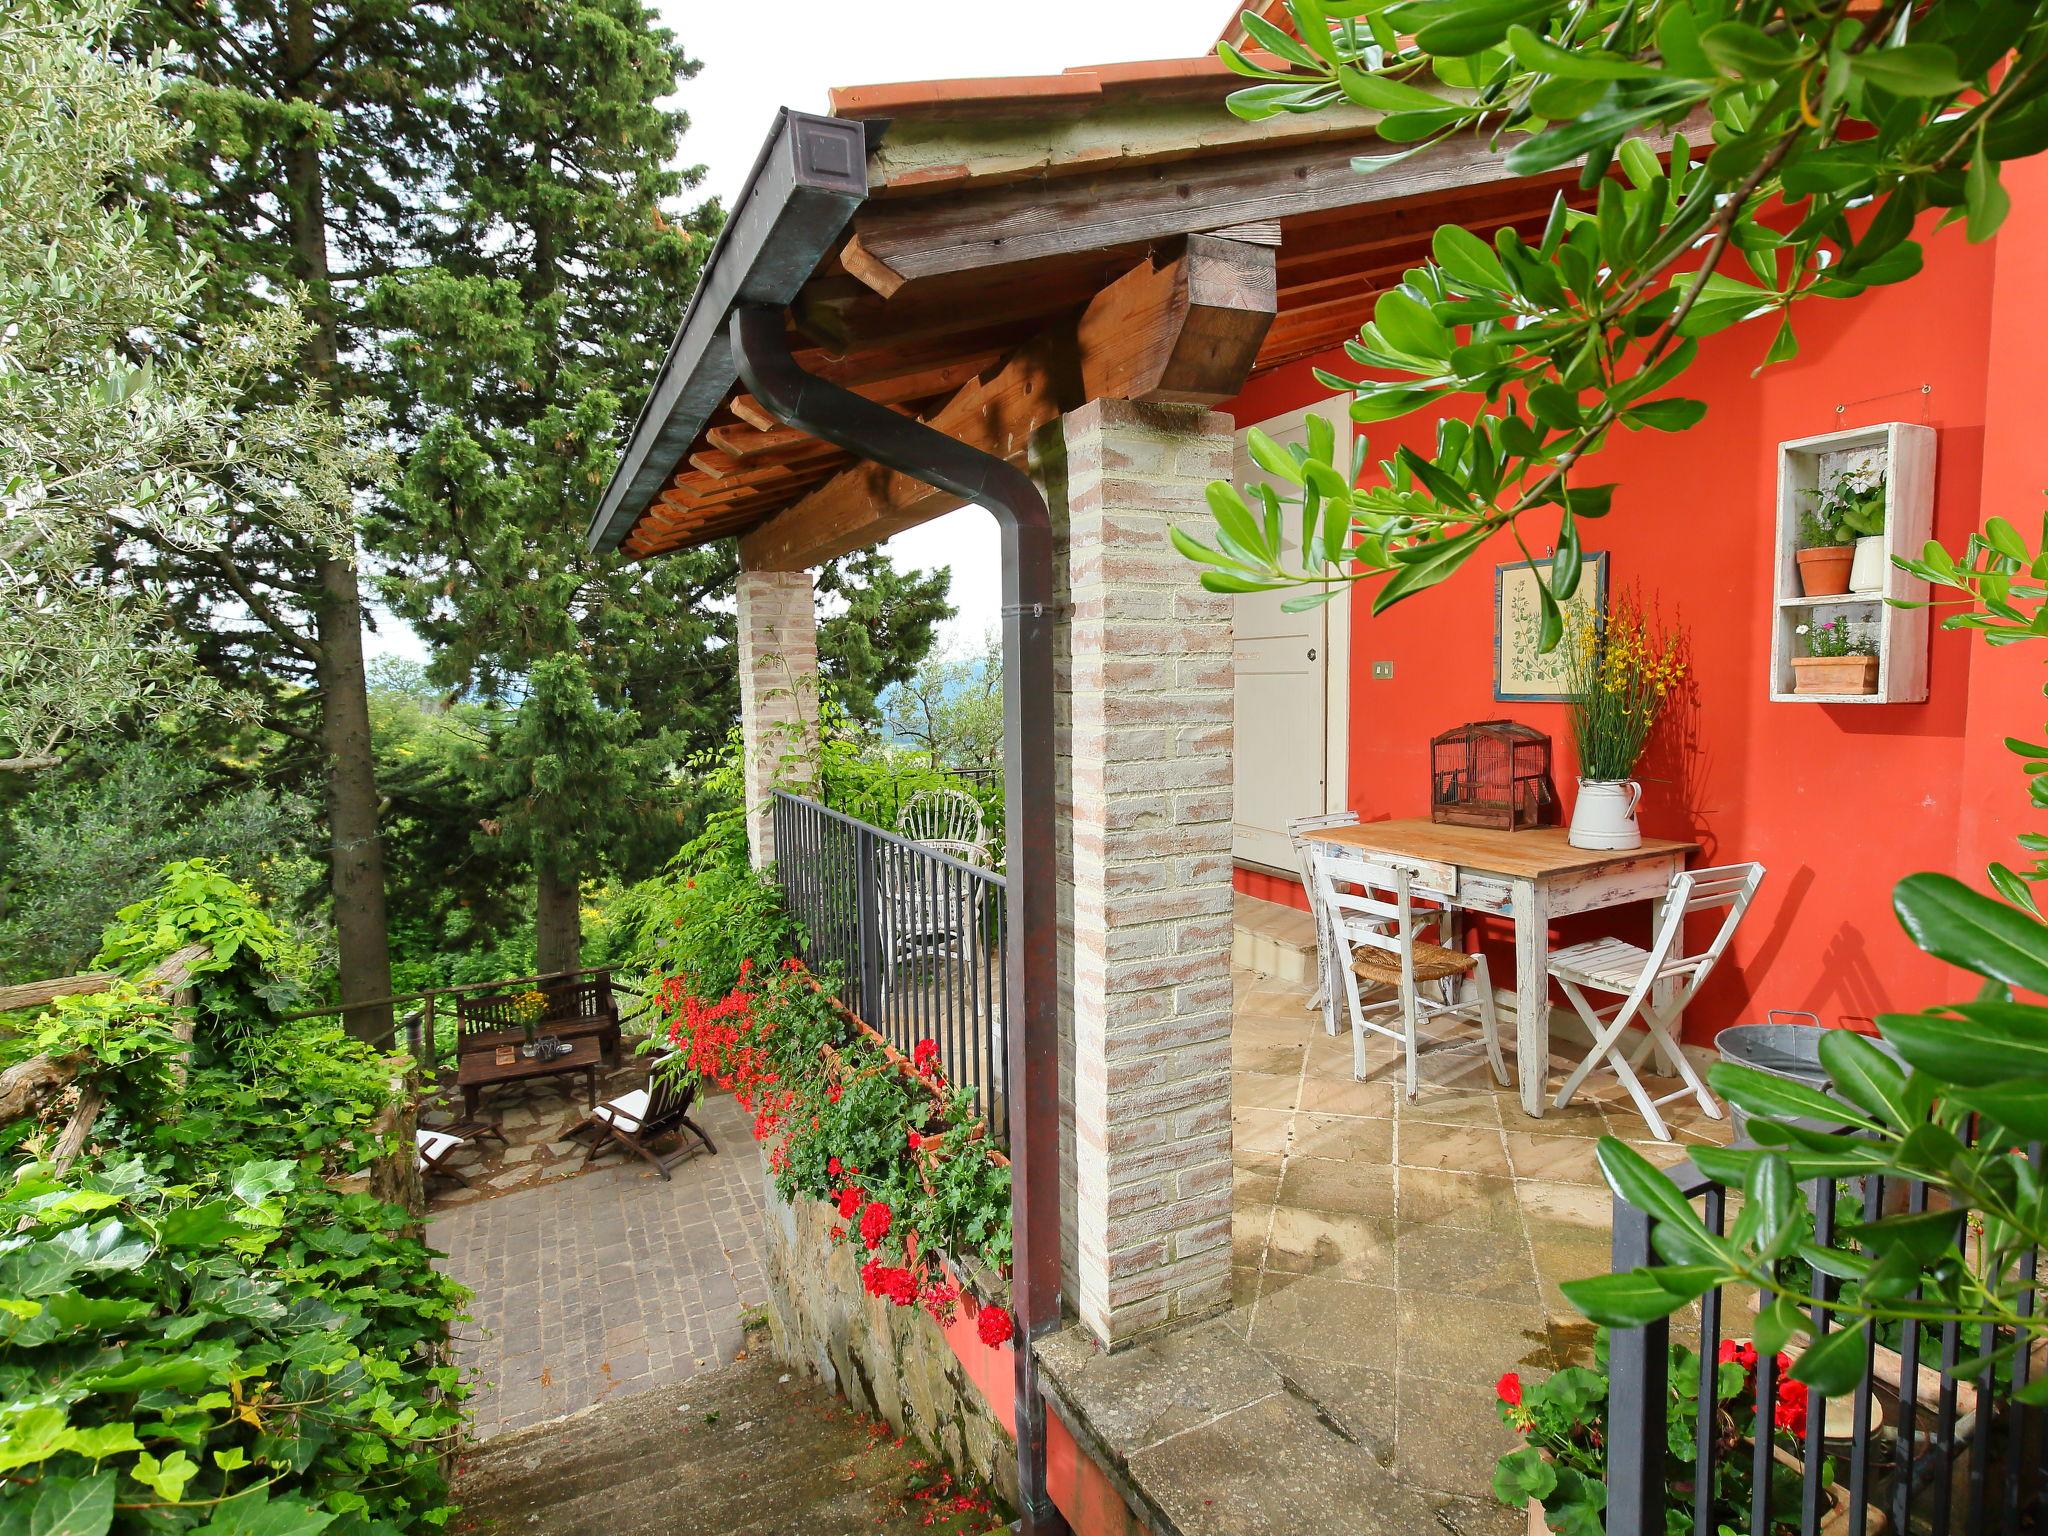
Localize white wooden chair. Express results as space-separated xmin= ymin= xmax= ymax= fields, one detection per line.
xmin=896 ymin=787 xmax=989 ymax=867
xmin=1547 ymin=862 xmax=1766 ymax=1141
xmin=1290 ymin=811 xmax=1361 ymax=1032
xmin=1307 ymin=844 xmax=1507 ymax=1101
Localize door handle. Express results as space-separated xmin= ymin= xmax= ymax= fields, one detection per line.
xmin=1307 ymin=648 xmax=1318 ymax=661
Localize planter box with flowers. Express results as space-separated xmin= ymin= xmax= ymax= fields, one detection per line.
xmin=656 ymin=958 xmax=1019 ymax=1507
xmin=1790 ymin=616 xmax=1881 ymax=697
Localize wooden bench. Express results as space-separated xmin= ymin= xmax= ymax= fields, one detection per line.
xmin=453 ymin=975 xmax=622 ymax=1065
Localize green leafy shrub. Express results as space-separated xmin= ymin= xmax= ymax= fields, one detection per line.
xmin=2 ymin=864 xmax=468 ymax=1534
xmin=602 ymin=859 xmax=799 ymax=1007
xmin=0 ymin=1155 xmax=463 ymax=1536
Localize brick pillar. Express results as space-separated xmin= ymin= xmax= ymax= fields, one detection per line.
xmin=736 ymin=566 xmax=820 ymax=868
xmin=1044 ymin=397 xmax=1236 ymax=1349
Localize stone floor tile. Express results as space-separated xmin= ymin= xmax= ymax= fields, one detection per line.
xmin=1393 ymin=1373 xmax=1524 ymax=1497
xmin=1230 ymin=1106 xmax=1294 ymax=1156
xmin=1397 ymin=1121 xmax=1511 ymax=1177
xmin=1247 ymin=1274 xmax=1399 ymax=1370
xmin=1276 ymin=1155 xmax=1395 ymax=1217
xmin=1230 ymin=1070 xmax=1298 ymax=1112
xmin=1396 ymin=1168 xmax=1523 ymax=1233
xmin=1295 ymin=1075 xmax=1395 ymax=1119
xmin=1393 ymin=1223 xmax=1538 ymax=1305
xmin=1125 ymin=1390 xmax=1450 ymax=1536
xmin=1290 ymin=1112 xmax=1393 ymax=1164
xmin=1504 ymin=1130 xmax=1608 ymax=1185
xmin=1396 ymin=1290 xmax=1552 ymax=1386
xmin=1230 ymin=1151 xmax=1283 ymax=1205
xmin=1515 ymin=1177 xmax=1615 ymax=1234
xmin=1263 ymin=1207 xmax=1397 ymax=1286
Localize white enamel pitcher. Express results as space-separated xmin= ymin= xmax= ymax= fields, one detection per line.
xmin=1568 ymin=778 xmax=1642 ymax=851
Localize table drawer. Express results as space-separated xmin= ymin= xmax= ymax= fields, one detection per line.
xmin=1455 ymin=874 xmax=1516 ymax=914
xmin=1378 ymin=855 xmax=1459 ymax=900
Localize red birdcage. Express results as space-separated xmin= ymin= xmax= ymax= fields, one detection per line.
xmin=1430 ymin=721 xmax=1556 ymax=831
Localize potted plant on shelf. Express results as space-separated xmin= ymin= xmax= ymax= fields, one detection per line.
xmin=1790 ymin=617 xmax=1879 ymax=695
xmin=1796 ymin=468 xmax=1887 ymax=597
xmin=1562 ymin=592 xmax=1685 ymax=851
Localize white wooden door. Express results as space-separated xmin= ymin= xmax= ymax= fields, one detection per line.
xmin=1232 ymin=399 xmax=1351 ymax=873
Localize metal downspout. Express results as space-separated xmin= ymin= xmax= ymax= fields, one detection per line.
xmin=729 ymin=305 xmax=1069 ymax=1536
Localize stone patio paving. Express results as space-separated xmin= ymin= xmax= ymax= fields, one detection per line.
xmin=1040 ymin=966 xmax=1733 ymax=1536
xmin=432 ymin=1089 xmax=770 ymax=1439
xmin=1228 ymin=967 xmax=1732 ymax=1518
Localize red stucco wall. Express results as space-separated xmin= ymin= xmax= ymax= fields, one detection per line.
xmin=1224 ymin=193 xmax=2044 ymax=1044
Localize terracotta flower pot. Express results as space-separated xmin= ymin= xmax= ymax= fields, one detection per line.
xmin=1791 ymin=655 xmax=1879 ymax=696
xmin=1796 ymin=545 xmax=1855 ymax=596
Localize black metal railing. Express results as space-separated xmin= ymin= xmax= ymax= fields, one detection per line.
xmin=1606 ymin=1149 xmax=2047 ymax=1536
xmin=770 ymin=790 xmax=1008 ymax=1143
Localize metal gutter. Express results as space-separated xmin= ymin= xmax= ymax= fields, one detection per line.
xmin=584 ymin=109 xmax=874 ymax=555
xmin=730 ymin=303 xmax=1069 ymax=1536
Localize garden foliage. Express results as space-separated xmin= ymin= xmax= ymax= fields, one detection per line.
xmin=1 ymin=866 xmax=466 ymax=1536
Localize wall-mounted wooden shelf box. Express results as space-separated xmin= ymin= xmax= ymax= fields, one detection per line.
xmin=1768 ymin=422 xmax=1934 ymax=704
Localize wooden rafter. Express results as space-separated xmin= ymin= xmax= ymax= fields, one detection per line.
xmin=738 ymin=234 xmax=1277 ymax=573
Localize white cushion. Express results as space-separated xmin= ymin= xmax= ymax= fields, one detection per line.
xmin=593 ymin=1087 xmax=651 ymax=1134
xmin=415 ymin=1129 xmax=462 ymax=1167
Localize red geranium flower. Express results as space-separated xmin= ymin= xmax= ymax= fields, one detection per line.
xmin=1495 ymin=1372 xmax=1522 ymax=1407
xmin=827 ymin=1157 xmax=842 ymax=1176
xmin=835 ymin=1186 xmax=864 ymax=1220
xmin=859 ymin=1200 xmax=893 ymax=1250
xmin=977 ymin=1305 xmax=1014 ymax=1348
xmin=907 ymin=1129 xmax=922 ymax=1150
xmin=1775 ymin=1379 xmax=1810 ymax=1438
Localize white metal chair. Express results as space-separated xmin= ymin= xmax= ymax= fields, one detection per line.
xmin=1547 ymin=862 xmax=1766 ymax=1141
xmin=1308 ymin=844 xmax=1507 ymax=1101
xmin=896 ymin=787 xmax=989 ymax=867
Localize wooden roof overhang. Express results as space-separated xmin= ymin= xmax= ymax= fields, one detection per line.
xmin=588 ymin=59 xmax=1586 ymax=570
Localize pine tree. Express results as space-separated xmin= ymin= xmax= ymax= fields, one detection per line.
xmin=115 ymin=0 xmax=478 ymax=1034
xmin=372 ymin=0 xmax=951 ymax=972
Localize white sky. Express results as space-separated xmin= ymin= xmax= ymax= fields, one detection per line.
xmin=367 ymin=1 xmax=1219 ymax=666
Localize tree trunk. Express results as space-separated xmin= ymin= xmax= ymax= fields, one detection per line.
xmin=284 ymin=0 xmax=394 ymax=1041
xmin=318 ymin=552 xmax=396 ymax=1039
xmin=535 ymin=863 xmax=582 ymax=977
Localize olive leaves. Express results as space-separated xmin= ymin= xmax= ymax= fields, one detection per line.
xmin=1182 ymin=0 xmax=2042 ymax=636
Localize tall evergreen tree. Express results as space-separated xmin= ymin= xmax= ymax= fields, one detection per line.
xmin=117 ymin=0 xmax=476 ymax=1033
xmin=372 ymin=0 xmax=950 ymax=972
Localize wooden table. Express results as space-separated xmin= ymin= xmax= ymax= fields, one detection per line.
xmin=1304 ymin=818 xmax=1696 ymax=1118
xmin=455 ymin=1035 xmax=602 ymax=1120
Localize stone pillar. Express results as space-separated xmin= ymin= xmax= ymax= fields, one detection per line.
xmin=1045 ymin=397 xmax=1236 ymax=1349
xmin=736 ymin=566 xmax=820 ymax=868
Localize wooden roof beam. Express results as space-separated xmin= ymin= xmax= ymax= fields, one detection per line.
xmin=738 ymin=233 xmax=1276 ymax=573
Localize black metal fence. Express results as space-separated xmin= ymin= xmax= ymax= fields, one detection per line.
xmin=1606 ymin=1153 xmax=2046 ymax=1536
xmin=769 ymin=791 xmax=1009 ymax=1144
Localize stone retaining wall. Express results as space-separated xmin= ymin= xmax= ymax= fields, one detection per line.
xmin=757 ymin=1159 xmax=1019 ymax=1506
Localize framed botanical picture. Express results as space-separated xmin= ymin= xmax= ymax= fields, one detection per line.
xmin=1493 ymin=553 xmax=1608 ymax=702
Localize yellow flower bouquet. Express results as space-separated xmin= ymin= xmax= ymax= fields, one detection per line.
xmin=1563 ymin=592 xmax=1686 ymax=783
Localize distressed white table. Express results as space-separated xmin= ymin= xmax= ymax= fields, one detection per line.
xmin=1305 ymin=818 xmax=1697 ymax=1118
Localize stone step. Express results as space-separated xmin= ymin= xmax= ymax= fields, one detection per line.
xmin=1232 ymin=891 xmax=1319 ymax=986
xmin=451 ymin=1350 xmax=961 ymax=1536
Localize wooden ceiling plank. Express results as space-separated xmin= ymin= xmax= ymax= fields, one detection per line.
xmin=849 ymin=129 xmax=1531 ymax=288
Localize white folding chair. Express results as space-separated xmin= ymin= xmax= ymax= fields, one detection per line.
xmin=1308 ymin=845 xmax=1507 ymax=1101
xmin=1547 ymin=862 xmax=1766 ymax=1141
xmin=1289 ymin=811 xmax=1362 ymax=1033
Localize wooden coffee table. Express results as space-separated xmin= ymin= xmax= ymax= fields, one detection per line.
xmin=455 ymin=1036 xmax=602 ymax=1120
